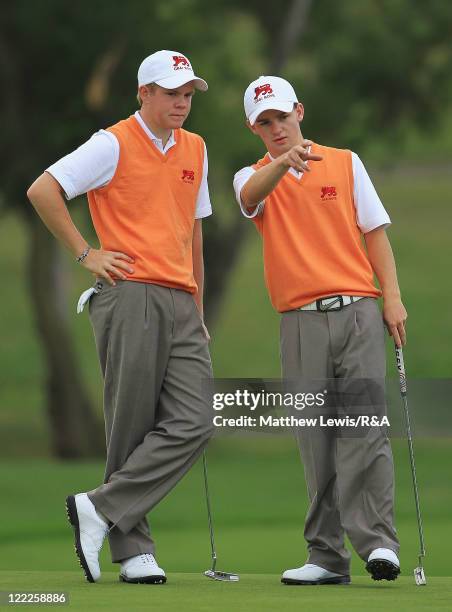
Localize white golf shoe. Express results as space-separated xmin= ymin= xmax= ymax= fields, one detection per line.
xmin=66 ymin=493 xmax=109 ymax=583
xmin=281 ymin=563 xmax=350 ymax=585
xmin=366 ymin=548 xmax=400 ymax=581
xmin=119 ymin=553 xmax=167 ymax=584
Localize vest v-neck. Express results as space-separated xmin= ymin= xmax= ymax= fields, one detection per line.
xmin=265 ymin=147 xmax=314 ymax=186
xmin=286 ymin=167 xmax=306 ymax=185
xmin=288 ymin=142 xmax=317 ymax=185
xmin=131 ymin=115 xmax=178 ymax=162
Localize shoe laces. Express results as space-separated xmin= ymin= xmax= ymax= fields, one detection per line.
xmin=140 ymin=553 xmax=157 ymax=566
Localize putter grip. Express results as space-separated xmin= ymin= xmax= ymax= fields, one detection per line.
xmin=395 ymin=347 xmax=407 ymax=396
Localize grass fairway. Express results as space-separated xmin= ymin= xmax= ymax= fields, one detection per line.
xmin=0 ymin=438 xmax=451 ymax=611
xmin=1 ymin=573 xmax=451 ymax=611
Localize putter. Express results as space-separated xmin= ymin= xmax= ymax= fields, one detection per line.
xmin=202 ymin=452 xmax=239 ymax=582
xmin=395 ymin=346 xmax=427 ymax=586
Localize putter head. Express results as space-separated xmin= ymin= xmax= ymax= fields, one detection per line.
xmin=204 ymin=569 xmax=240 ymax=582
xmin=414 ymin=566 xmax=426 ymax=586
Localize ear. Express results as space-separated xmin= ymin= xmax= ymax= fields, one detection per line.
xmin=138 ymin=84 xmax=153 ymax=103
xmin=246 ymin=119 xmax=259 ymax=136
xmin=295 ymin=103 xmax=304 ymax=123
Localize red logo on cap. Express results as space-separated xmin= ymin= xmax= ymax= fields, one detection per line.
xmin=321 ymin=186 xmax=337 ymax=200
xmin=182 ymin=169 xmax=195 ymax=182
xmin=173 ymin=55 xmax=191 ymax=69
xmin=254 ymin=84 xmax=273 ymax=101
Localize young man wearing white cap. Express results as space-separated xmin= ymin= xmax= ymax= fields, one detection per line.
xmin=27 ymin=50 xmax=213 ymax=584
xmin=234 ymin=76 xmax=407 ymax=585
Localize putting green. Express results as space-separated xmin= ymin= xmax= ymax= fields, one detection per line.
xmin=0 ymin=572 xmax=451 ymax=611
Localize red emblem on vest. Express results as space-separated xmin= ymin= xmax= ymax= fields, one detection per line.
xmin=321 ymin=186 xmax=337 ymax=200
xmin=173 ymin=55 xmax=190 ymax=69
xmin=254 ymin=84 xmax=273 ymax=101
xmin=182 ymin=169 xmax=195 ymax=182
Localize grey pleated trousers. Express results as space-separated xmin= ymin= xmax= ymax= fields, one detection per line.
xmin=280 ymin=298 xmax=399 ymax=575
xmin=87 ymin=281 xmax=213 ymax=562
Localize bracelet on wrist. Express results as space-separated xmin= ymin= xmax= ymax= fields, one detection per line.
xmin=76 ymin=246 xmax=91 ymax=264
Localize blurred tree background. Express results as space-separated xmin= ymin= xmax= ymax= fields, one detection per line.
xmin=1 ymin=0 xmax=452 ymax=458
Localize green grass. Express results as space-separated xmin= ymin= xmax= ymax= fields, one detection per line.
xmin=0 ymin=438 xmax=450 ymax=576
xmin=1 ymin=573 xmax=451 ymax=612
xmin=0 ymin=438 xmax=451 ymax=609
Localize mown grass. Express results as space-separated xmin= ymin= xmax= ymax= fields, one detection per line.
xmin=0 ymin=438 xmax=450 ymax=575
xmin=1 ymin=573 xmax=451 ymax=612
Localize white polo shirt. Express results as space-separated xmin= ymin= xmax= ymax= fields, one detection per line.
xmin=47 ymin=111 xmax=212 ymax=219
xmin=233 ymin=150 xmax=390 ymax=233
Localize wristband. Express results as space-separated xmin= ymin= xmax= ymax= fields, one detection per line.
xmin=76 ymin=246 xmax=91 ymax=263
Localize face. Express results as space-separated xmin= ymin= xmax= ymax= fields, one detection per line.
xmin=249 ymin=104 xmax=304 ymax=156
xmin=139 ymin=82 xmax=195 ymax=130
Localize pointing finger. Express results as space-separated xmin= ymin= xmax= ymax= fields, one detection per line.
xmin=306 ymin=153 xmax=323 ymax=161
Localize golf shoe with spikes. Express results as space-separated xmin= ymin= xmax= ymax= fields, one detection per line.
xmin=66 ymin=493 xmax=109 ymax=582
xmin=366 ymin=548 xmax=400 ymax=581
xmin=119 ymin=553 xmax=167 ymax=584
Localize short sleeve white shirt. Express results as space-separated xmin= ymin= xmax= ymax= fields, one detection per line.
xmin=233 ymin=150 xmax=390 ymax=233
xmin=47 ymin=111 xmax=212 ymax=219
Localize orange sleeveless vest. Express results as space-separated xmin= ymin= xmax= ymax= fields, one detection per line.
xmin=87 ymin=115 xmax=204 ymax=293
xmin=251 ymin=143 xmax=380 ymax=312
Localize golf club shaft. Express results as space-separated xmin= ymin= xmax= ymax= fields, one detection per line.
xmin=395 ymin=347 xmax=426 ymax=561
xmin=202 ymin=451 xmax=217 ymax=571
xmin=96 ymin=451 xmax=220 ymax=572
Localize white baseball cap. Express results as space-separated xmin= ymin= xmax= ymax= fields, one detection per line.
xmin=138 ymin=50 xmax=208 ymax=91
xmin=244 ymin=76 xmax=298 ymax=125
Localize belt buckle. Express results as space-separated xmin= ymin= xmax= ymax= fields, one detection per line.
xmin=316 ymin=295 xmax=344 ymax=311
